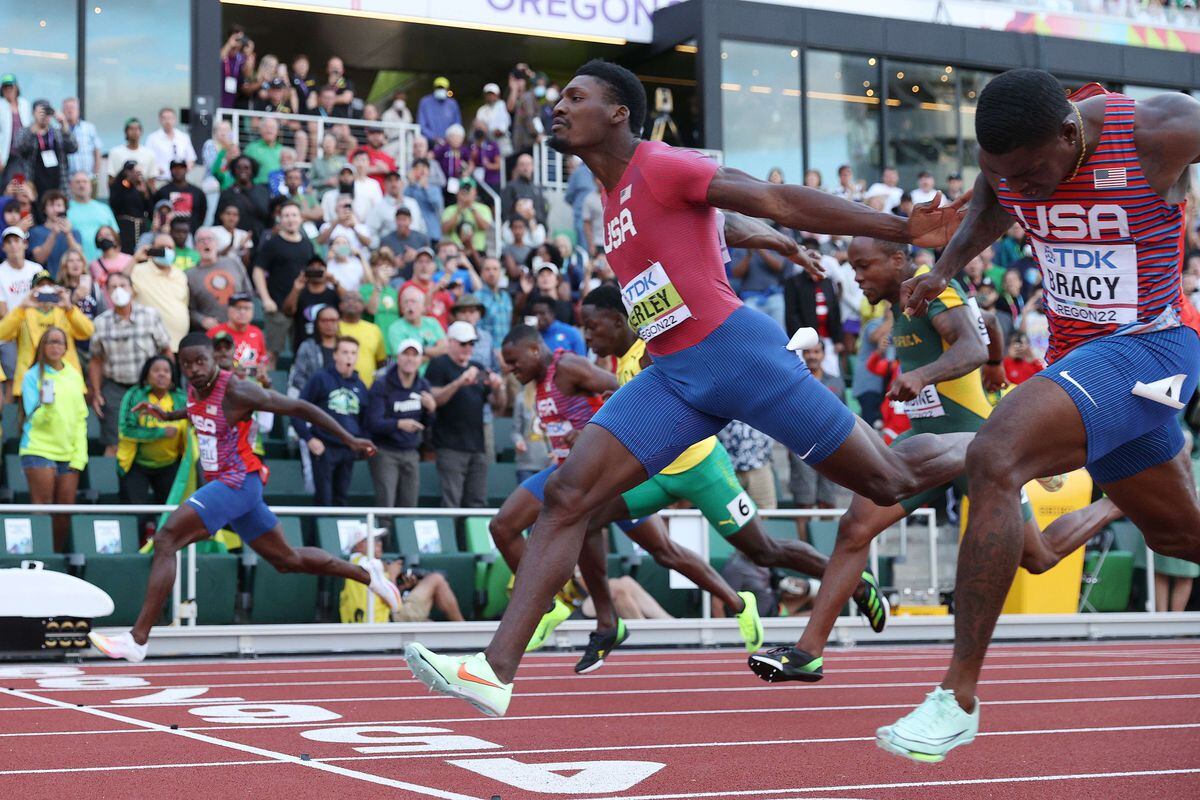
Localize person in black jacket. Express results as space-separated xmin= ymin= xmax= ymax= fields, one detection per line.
xmin=217 ymin=156 xmax=271 ymax=242
xmin=294 ymin=336 xmax=369 ymax=506
xmin=365 ymin=338 xmax=436 ymax=508
xmin=784 ymin=268 xmax=844 ymax=377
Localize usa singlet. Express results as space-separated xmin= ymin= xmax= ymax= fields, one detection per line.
xmin=187 ymin=369 xmax=265 ymax=488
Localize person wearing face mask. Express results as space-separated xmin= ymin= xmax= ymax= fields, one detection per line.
xmin=0 ymin=270 xmax=92 ymax=398
xmin=418 ymin=77 xmax=462 ymax=144
xmin=89 ymin=225 xmax=132 ymax=303
xmin=318 ymin=192 xmax=374 ymax=257
xmin=131 ymin=233 xmax=190 ymax=350
xmin=381 ymin=89 xmax=413 ymax=134
xmin=324 ymin=234 xmax=372 ymax=294
xmin=89 ymin=271 xmax=171 ymax=456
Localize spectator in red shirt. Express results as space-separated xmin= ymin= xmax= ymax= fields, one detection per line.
xmin=207 ymin=290 xmax=266 ymax=368
xmin=399 ymin=247 xmax=454 ymax=330
xmin=1002 ymin=331 xmax=1043 ymax=386
xmin=355 ymin=128 xmax=397 ymax=191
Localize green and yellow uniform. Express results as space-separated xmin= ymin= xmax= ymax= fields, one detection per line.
xmin=616 ymin=338 xmax=758 ymax=536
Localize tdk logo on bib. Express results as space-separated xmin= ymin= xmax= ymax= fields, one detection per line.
xmin=604 ymin=207 xmax=637 ymax=253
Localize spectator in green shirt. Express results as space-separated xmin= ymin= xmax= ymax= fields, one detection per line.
xmin=440 ymin=179 xmax=492 ymax=254
xmin=362 ymin=252 xmax=401 ymax=345
xmin=386 ymin=284 xmax=447 ymax=370
xmin=169 ymin=217 xmax=199 ymax=271
xmin=243 ymin=117 xmax=283 ymax=186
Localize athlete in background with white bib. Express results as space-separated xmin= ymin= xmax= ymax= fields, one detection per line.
xmin=884 ymin=69 xmax=1200 ymax=762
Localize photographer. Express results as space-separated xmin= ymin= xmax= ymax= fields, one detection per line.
xmin=28 ymin=190 xmax=82 ymax=273
xmin=338 ymin=528 xmax=463 ymax=623
xmin=0 ymin=270 xmax=93 ymax=399
xmin=12 ymin=100 xmax=77 ymax=198
xmin=427 ymin=320 xmax=505 ymax=508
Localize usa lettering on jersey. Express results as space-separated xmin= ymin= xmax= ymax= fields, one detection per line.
xmin=604 ymin=206 xmax=637 ymax=253
xmin=1014 ymin=203 xmax=1130 ymax=239
xmin=536 ymin=396 xmax=558 ymax=418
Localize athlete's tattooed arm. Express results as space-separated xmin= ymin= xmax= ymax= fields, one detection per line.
xmin=230 ymin=378 xmax=378 ymax=458
xmin=886 ymin=305 xmax=986 ymax=402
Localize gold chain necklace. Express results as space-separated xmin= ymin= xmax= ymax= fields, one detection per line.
xmin=1066 ymin=102 xmax=1087 ymax=182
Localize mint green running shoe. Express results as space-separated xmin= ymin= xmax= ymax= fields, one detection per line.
xmin=525 ymin=598 xmax=572 ymax=652
xmin=404 ymin=643 xmax=512 ymax=717
xmin=735 ymin=590 xmax=764 ymax=652
xmin=876 ymin=687 xmax=979 ymax=763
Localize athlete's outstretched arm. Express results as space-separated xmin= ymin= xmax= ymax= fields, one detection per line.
xmin=706 ymin=167 xmax=968 ymax=248
xmin=721 ymin=211 xmax=825 ymax=280
xmin=232 ymin=379 xmax=378 ymax=458
xmin=886 ymin=306 xmax=987 ymax=403
xmin=902 ymin=173 xmax=1013 ymax=316
xmin=558 ymin=353 xmax=619 ymax=397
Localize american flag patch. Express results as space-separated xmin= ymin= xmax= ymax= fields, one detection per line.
xmin=620 ymin=184 xmax=632 ymax=203
xmin=1093 ymin=167 xmax=1127 ymax=189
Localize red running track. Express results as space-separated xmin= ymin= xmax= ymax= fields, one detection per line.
xmin=1 ymin=640 xmax=1199 ymax=799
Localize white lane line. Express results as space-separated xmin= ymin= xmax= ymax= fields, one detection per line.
xmin=6 ymin=723 xmax=1197 ymax=777
xmin=0 ymin=687 xmax=483 ymax=800
xmin=24 ymin=659 xmax=1200 ymax=696
xmin=5 ymin=692 xmax=1197 ymax=737
xmin=578 ymin=768 xmax=1200 ymax=800
xmin=14 ymin=670 xmax=1197 ymax=710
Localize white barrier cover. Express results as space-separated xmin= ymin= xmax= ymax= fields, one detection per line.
xmin=0 ymin=565 xmax=115 ymax=618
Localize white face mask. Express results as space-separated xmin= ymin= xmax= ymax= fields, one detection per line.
xmin=434 ymin=88 xmax=448 ymax=101
xmin=545 ymin=88 xmax=559 ymax=103
xmin=111 ymin=287 xmax=132 ymax=308
xmin=393 ymin=99 xmax=406 ymax=111
xmin=154 ymin=248 xmax=175 ymax=267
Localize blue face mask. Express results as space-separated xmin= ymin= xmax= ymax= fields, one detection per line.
xmin=533 ymin=85 xmax=546 ymax=99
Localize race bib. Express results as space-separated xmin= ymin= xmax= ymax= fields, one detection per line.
xmin=966 ymin=297 xmax=990 ymax=346
xmin=905 ymin=385 xmax=946 ymax=419
xmin=1032 ymin=238 xmax=1138 ymax=325
xmin=621 ymin=261 xmax=693 ymax=341
xmin=198 ymin=434 xmax=219 ymax=472
xmin=725 ymin=491 xmax=756 ymax=527
xmin=544 ymin=420 xmax=572 ymax=438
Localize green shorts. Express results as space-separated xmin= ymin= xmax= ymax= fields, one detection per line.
xmin=895 ymin=429 xmax=1034 ymax=521
xmin=621 ymin=442 xmax=757 ymax=537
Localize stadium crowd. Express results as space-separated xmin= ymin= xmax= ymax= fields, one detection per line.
xmin=1 ymin=41 xmax=1199 ymax=619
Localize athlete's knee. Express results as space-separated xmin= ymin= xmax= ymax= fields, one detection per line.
xmin=488 ymin=514 xmax=520 ymax=547
xmin=838 ymin=508 xmax=881 ymax=550
xmin=965 ymin=431 xmax=1022 ymax=489
xmin=267 ymin=550 xmax=303 ymax=574
xmin=1148 ymin=530 xmax=1200 ymax=561
xmin=150 ymin=526 xmax=187 ymax=557
xmin=542 ymin=472 xmax=591 ymax=527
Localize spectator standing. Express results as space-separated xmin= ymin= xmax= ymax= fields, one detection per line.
xmin=510 ymin=381 xmax=550 ymax=483
xmin=88 ymin=225 xmax=132 ymax=301
xmin=433 ymin=126 xmax=473 ymax=205
xmin=130 ymin=235 xmax=190 ymax=351
xmin=405 ymin=158 xmax=444 ymax=243
xmin=13 ymin=100 xmax=76 ymax=197
xmin=252 ymin=200 xmax=315 ymax=354
xmin=289 ymin=303 xmax=340 ymax=398
xmin=1002 ymin=331 xmax=1044 ymax=386
xmin=20 ymin=327 xmax=87 ymax=551
xmin=361 ymin=256 xmax=400 ymax=340
xmin=152 ymin=160 xmax=207 ymax=232
xmin=168 ymin=217 xmax=199 ymax=271
xmin=418 ymin=77 xmax=462 ymax=144
xmin=323 ymin=57 xmax=357 ymax=117
xmin=909 ymin=170 xmax=940 ymax=206
xmin=207 ymin=291 xmax=266 ymax=369
xmin=730 ymin=241 xmax=788 ymax=327
xmin=501 ymin=215 xmax=534 ymax=277
xmin=61 ymin=98 xmax=101 ymax=187
xmin=318 ymin=195 xmax=374 ymax=258
xmin=244 ymin=118 xmax=284 ymax=187
xmin=358 ymin=128 xmax=398 ymax=191
xmin=116 ymin=354 xmax=186 ymax=508
xmin=367 ymin=171 xmax=426 ymax=240
xmin=282 ymin=255 xmax=343 ymax=355
xmin=0 ymin=270 xmax=92 ymax=397
xmin=565 ymin=157 xmax=594 ymax=250
xmin=366 ymin=339 xmax=435 ymax=508
xmin=476 ymin=257 xmax=512 ymax=346
xmin=450 ymin=293 xmax=496 ymax=370
xmin=279 ymin=167 xmax=324 ymax=224
xmin=211 ymin=204 xmax=252 ymax=263
xmin=0 ymin=74 xmax=33 ymax=186
xmin=107 ymin=118 xmax=158 ymax=190
xmin=337 ymin=292 xmax=386 ymax=387
xmin=294 ymin=336 xmax=369 ymax=507
xmin=324 ymin=234 xmax=372 ymax=293
xmin=441 ymin=179 xmax=492 ymax=254
xmin=580 ymin=176 xmax=605 ymax=256
xmin=217 ymin=156 xmax=271 ymax=241
xmin=220 ymin=28 xmax=249 ymax=109
xmin=502 ymin=197 xmax=546 ymax=247
xmin=67 ymin=172 xmax=118 ymax=262
xmin=830 ymin=164 xmax=862 ymax=202
xmin=945 ymin=172 xmax=965 ymax=202
xmin=380 ymin=207 xmax=430 ymax=276
xmin=0 ymin=226 xmax=42 ymax=383
xmin=500 ymin=153 xmax=548 ymax=225
xmin=107 ymin=160 xmax=153 ymax=252
xmin=992 ymin=221 xmax=1028 ymax=271
xmin=400 ymin=247 xmax=455 ymax=328
xmin=470 ymin=124 xmax=503 ymax=192
xmin=784 ymin=268 xmax=844 ymax=377
xmin=56 ymin=250 xmax=100 ymax=340
xmin=717 ymin=421 xmax=778 ymax=511
xmin=311 ymin=133 xmax=348 ymax=199
xmin=187 ymin=227 xmax=252 ymax=331
xmin=28 ymin=190 xmax=83 ymax=277
xmin=290 ymin=55 xmax=318 ymax=116
xmin=387 ymin=284 xmax=448 ymax=367
xmin=508 ymin=67 xmax=540 ymax=170
xmin=529 ymin=295 xmax=585 ymax=356
xmin=851 ymin=305 xmax=891 ymax=430
xmin=788 ymin=342 xmax=850 ymax=510
xmin=865 ymin=167 xmax=904 ymax=214
xmin=144 ymin=108 xmax=196 ymax=182
xmin=381 ymin=88 xmax=414 ymax=129
xmin=320 ymin=158 xmax=383 ymax=223
xmin=427 ymin=321 xmax=505 ymax=508
xmin=475 ymin=82 xmax=511 ymax=146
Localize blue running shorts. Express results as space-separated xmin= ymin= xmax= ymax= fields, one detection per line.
xmin=592 ymin=305 xmax=856 ymax=477
xmin=519 ymin=464 xmax=642 ymax=533
xmin=185 ymin=472 xmax=278 ymax=542
xmin=1039 ymin=325 xmax=1200 ymax=484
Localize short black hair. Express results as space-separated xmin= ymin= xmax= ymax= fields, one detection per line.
xmin=574 ymin=59 xmax=646 ymax=135
xmin=527 ymin=294 xmax=557 ymax=313
xmin=502 ymin=324 xmax=542 ymax=348
xmin=138 ymin=354 xmax=178 ymax=389
xmin=976 ymin=68 xmax=1071 ymax=155
xmin=582 ymin=284 xmax=626 ymax=318
xmin=179 ymin=332 xmax=213 ymax=352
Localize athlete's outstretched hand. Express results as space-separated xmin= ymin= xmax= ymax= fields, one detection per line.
xmin=133 ymin=401 xmax=167 ymax=420
xmin=982 ymin=363 xmax=1008 ymax=394
xmin=348 ymin=436 xmax=378 ymax=459
xmin=906 ymin=190 xmax=972 ymax=249
xmin=900 ymin=269 xmax=948 ymax=318
xmin=786 ymin=243 xmax=826 ymax=281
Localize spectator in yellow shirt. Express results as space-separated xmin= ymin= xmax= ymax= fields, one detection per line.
xmin=337 ymin=291 xmax=386 ymax=387
xmin=0 ymin=270 xmax=93 ymax=397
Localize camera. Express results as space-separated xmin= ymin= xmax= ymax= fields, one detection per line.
xmin=304 ymin=267 xmax=324 ymax=279
xmin=148 ymin=247 xmax=167 ymax=258
xmin=34 ymin=289 xmax=59 ymax=304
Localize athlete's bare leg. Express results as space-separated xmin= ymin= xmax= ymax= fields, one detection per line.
xmin=576 ymin=524 xmax=619 ymax=630
xmin=1099 ymin=443 xmax=1200 ymax=562
xmin=406 ymin=572 xmax=465 ymax=621
xmin=129 ymin=505 xmax=213 ymax=645
xmin=249 ymin=527 xmax=371 ymax=584
xmin=727 ymin=519 xmax=829 ymax=578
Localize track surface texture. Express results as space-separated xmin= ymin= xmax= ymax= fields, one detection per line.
xmin=2 ymin=639 xmax=1199 ymax=799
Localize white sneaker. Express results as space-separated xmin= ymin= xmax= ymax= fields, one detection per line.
xmin=365 ymin=558 xmax=402 ymax=613
xmin=88 ymin=630 xmax=148 ymax=663
xmin=876 ymin=687 xmax=979 ymax=763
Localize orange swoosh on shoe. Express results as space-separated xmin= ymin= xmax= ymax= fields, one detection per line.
xmin=457 ymin=662 xmax=502 ymax=688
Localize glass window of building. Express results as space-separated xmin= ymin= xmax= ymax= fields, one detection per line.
xmin=886 ymin=61 xmax=959 ymax=191
xmin=958 ymin=69 xmax=996 ymax=187
xmin=805 ymin=50 xmax=880 ymax=194
xmin=0 ymin=3 xmax=78 ymax=114
xmin=85 ymin=0 xmax=192 ymax=157
xmin=720 ymin=40 xmax=802 ymax=184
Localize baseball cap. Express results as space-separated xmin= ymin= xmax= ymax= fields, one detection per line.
xmin=433 ymin=76 xmax=451 ymax=89
xmin=1 ymin=225 xmax=27 ymax=241
xmin=211 ymin=330 xmax=234 ymax=344
xmin=229 ymin=291 xmax=255 ymax=305
xmin=31 ymin=270 xmax=55 ymax=287
xmin=482 ymin=82 xmax=500 ymax=95
xmin=534 ymin=260 xmax=557 ymax=274
xmin=452 ymin=293 xmax=485 ymax=312
xmin=347 ymin=525 xmax=388 ymax=550
xmin=446 ymin=320 xmax=478 ymax=343
xmin=395 ymin=338 xmax=423 ymax=355
xmin=169 ymin=158 xmax=188 ymax=168
xmin=413 ymin=246 xmax=435 ymax=260
xmin=0 ymin=74 xmax=16 ymax=87
xmin=948 ymin=172 xmax=963 ymax=181
xmin=339 ymin=165 xmax=355 ymax=175
xmin=457 ymin=176 xmax=476 ymax=191
xmin=267 ymin=77 xmax=287 ymax=89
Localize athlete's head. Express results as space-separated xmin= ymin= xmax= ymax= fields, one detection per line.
xmin=580 ymin=284 xmax=632 ymax=358
xmin=975 ymin=68 xmax=1076 ymax=200
xmin=848 ymin=237 xmax=910 ymax=305
xmin=500 ymin=324 xmax=548 ymax=385
xmin=179 ymin=332 xmax=217 ymax=391
xmin=548 ymin=60 xmax=646 ymax=154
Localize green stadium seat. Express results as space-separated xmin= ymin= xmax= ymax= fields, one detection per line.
xmin=68 ymin=514 xmax=161 ymax=627
xmin=84 ymin=456 xmax=121 ymax=503
xmin=246 ymin=517 xmax=318 ymax=623
xmin=1080 ymin=550 xmax=1134 ymax=612
xmin=261 ymin=459 xmax=310 ymax=505
xmin=0 ymin=515 xmax=66 ymax=572
xmin=347 ymin=461 xmax=375 ymax=506
xmin=86 ymin=413 xmax=102 ymax=454
xmin=269 ymin=369 xmax=289 ymax=394
xmin=418 ymin=460 xmax=442 ymax=506
xmin=5 ymin=454 xmax=28 ymax=502
xmin=193 ymin=551 xmax=239 ymax=624
xmin=486 ymin=462 xmax=517 ymax=506
xmin=493 ymin=416 xmax=515 ymax=462
xmin=463 ymin=516 xmax=507 ymax=619
xmin=806 ymin=520 xmax=839 ymax=558
xmin=393 ymin=515 xmax=478 ymax=619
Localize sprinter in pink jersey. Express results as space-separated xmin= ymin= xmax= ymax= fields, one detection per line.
xmin=886 ymin=69 xmax=1200 ymax=762
xmin=89 ymin=332 xmax=396 ymax=662
xmin=405 ymin=59 xmax=971 ymax=718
